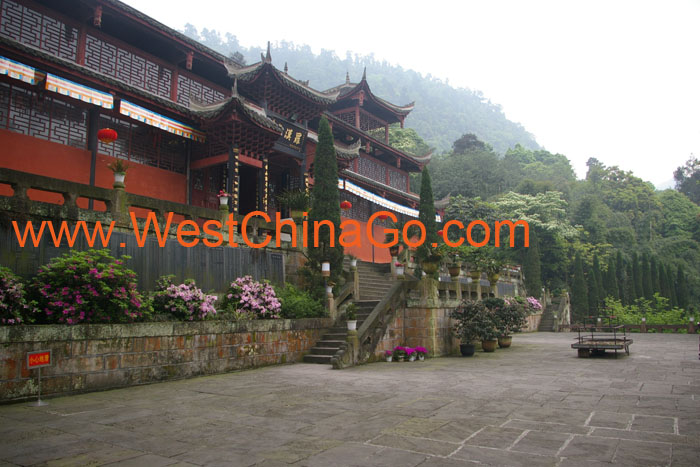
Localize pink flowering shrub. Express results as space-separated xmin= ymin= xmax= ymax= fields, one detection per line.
xmin=415 ymin=346 xmax=428 ymax=355
xmin=526 ymin=296 xmax=542 ymax=311
xmin=0 ymin=267 xmax=35 ymax=325
xmin=221 ymin=276 xmax=281 ymax=319
xmin=151 ymin=275 xmax=217 ymax=321
xmin=29 ymin=249 xmax=150 ymax=325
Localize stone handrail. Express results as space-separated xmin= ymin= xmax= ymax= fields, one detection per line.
xmin=332 ymin=280 xmax=407 ymax=369
xmin=559 ymin=323 xmax=697 ymax=334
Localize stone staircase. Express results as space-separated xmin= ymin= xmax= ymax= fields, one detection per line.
xmin=303 ymin=261 xmax=392 ymax=364
xmin=538 ymin=300 xmax=555 ymax=332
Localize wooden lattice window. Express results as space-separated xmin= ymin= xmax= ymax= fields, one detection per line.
xmin=357 ymin=155 xmax=386 ymax=184
xmin=176 ymin=74 xmax=225 ymax=107
xmin=97 ymin=114 xmax=185 ymax=174
xmin=0 ymin=0 xmax=78 ymax=62
xmin=0 ymin=82 xmax=87 ymax=149
xmin=388 ymin=169 xmax=407 ymax=191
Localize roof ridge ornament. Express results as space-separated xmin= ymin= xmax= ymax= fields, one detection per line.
xmin=284 ymin=62 xmax=288 ymax=74
xmin=346 ymin=71 xmax=350 ymax=84
xmin=362 ymin=67 xmax=367 ymax=81
xmin=264 ymin=41 xmax=272 ymax=64
xmin=232 ymin=77 xmax=239 ymax=97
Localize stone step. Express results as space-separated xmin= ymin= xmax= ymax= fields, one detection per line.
xmin=308 ymin=346 xmax=340 ymax=356
xmin=316 ymin=339 xmax=347 ymax=347
xmin=303 ymin=354 xmax=333 ymax=364
xmin=323 ymin=332 xmax=347 ymax=340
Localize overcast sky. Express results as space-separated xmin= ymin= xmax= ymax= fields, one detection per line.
xmin=124 ymin=0 xmax=700 ymax=188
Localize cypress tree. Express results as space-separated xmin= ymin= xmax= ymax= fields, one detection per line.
xmin=522 ymin=231 xmax=542 ymax=296
xmin=632 ymin=252 xmax=643 ymax=300
xmin=677 ymin=265 xmax=689 ymax=309
xmin=571 ymin=253 xmax=588 ymax=322
xmin=615 ymin=250 xmax=625 ymax=299
xmin=308 ymin=117 xmax=344 ymax=285
xmin=668 ymin=264 xmax=678 ymax=307
xmin=593 ymin=254 xmax=604 ymax=301
xmin=642 ymin=253 xmax=653 ymax=299
xmin=416 ymin=167 xmax=439 ymax=278
xmin=659 ymin=262 xmax=670 ymax=300
xmin=624 ymin=262 xmax=634 ymax=305
xmin=606 ymin=259 xmax=619 ymax=300
xmin=587 ymin=263 xmax=600 ymax=315
xmin=650 ymin=256 xmax=660 ymax=296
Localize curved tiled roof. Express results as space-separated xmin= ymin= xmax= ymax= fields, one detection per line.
xmin=225 ymin=45 xmax=338 ymax=106
xmin=324 ymin=69 xmax=414 ymax=117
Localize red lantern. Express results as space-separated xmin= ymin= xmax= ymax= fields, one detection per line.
xmin=98 ymin=128 xmax=118 ymax=144
xmin=438 ymin=230 xmax=444 ymax=237
xmin=340 ymin=200 xmax=352 ymax=210
xmin=377 ymin=213 xmax=389 ymax=221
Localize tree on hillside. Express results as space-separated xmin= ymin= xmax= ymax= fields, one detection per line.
xmin=674 ymin=156 xmax=700 ymax=205
xmin=587 ymin=261 xmax=600 ymax=315
xmin=308 ymin=117 xmax=343 ymax=286
xmin=641 ymin=253 xmax=653 ymax=299
xmin=677 ymin=265 xmax=689 ymax=309
xmin=632 ymin=252 xmax=643 ymax=300
xmin=650 ymin=256 xmax=660 ymax=296
xmin=571 ymin=253 xmax=588 ymax=322
xmin=624 ymin=262 xmax=635 ymax=306
xmin=605 ymin=259 xmax=619 ymax=300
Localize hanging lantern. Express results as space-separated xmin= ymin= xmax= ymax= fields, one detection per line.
xmin=377 ymin=213 xmax=389 ymax=221
xmin=340 ymin=200 xmax=352 ymax=210
xmin=97 ymin=128 xmax=118 ymax=144
xmin=438 ymin=229 xmax=444 ymax=237
xmin=321 ymin=261 xmax=331 ymax=277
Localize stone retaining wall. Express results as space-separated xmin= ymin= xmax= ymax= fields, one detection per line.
xmin=0 ymin=318 xmax=331 ymax=403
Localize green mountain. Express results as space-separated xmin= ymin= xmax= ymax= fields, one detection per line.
xmin=181 ymin=26 xmax=540 ymax=154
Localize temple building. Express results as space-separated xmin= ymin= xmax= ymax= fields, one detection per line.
xmin=0 ymin=0 xmax=431 ymax=262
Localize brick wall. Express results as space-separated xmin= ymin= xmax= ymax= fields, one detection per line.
xmin=374 ymin=307 xmax=457 ymax=359
xmin=0 ymin=319 xmax=331 ymax=403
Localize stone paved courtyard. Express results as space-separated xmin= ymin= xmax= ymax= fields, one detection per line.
xmin=1 ymin=332 xmax=699 ymax=466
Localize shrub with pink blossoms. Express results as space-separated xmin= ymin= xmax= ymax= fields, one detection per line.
xmin=1 ymin=267 xmax=35 ymax=325
xmin=29 ymin=249 xmax=149 ymax=324
xmin=151 ymin=275 xmax=217 ymax=321
xmin=221 ymin=276 xmax=281 ymax=319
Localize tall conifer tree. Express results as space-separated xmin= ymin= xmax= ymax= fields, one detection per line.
xmin=632 ymin=252 xmax=643 ymax=300
xmin=308 ymin=117 xmax=344 ymax=285
xmin=571 ymin=253 xmax=588 ymax=321
xmin=522 ymin=231 xmax=542 ymax=296
xmin=650 ymin=256 xmax=660 ymax=295
xmin=587 ymin=264 xmax=600 ymax=315
xmin=677 ymin=265 xmax=689 ymax=309
xmin=642 ymin=253 xmax=653 ymax=299
xmin=624 ymin=262 xmax=635 ymax=305
xmin=606 ymin=260 xmax=619 ymax=300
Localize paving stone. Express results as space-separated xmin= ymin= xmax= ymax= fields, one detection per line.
xmin=511 ymin=430 xmax=571 ymax=456
xmin=612 ymin=439 xmax=672 ymax=466
xmin=451 ymin=445 xmax=557 ymax=466
xmin=370 ymin=433 xmax=458 ymax=456
xmin=502 ymin=419 xmax=590 ymax=435
xmin=588 ymin=411 xmax=633 ymax=429
xmin=463 ymin=426 xmax=525 ymax=450
xmin=631 ymin=415 xmax=676 ymax=433
xmin=558 ymin=435 xmax=620 ymax=462
xmin=670 ymin=444 xmax=700 ymax=466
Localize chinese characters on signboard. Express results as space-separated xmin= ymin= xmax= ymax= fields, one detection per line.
xmin=27 ymin=350 xmax=52 ymax=369
xmin=277 ymin=120 xmax=307 ymax=153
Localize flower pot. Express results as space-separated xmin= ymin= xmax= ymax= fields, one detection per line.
xmin=397 ymin=356 xmax=405 ymax=362
xmin=481 ymin=339 xmax=498 ymax=352
xmin=325 ymin=285 xmax=333 ymax=297
xmin=470 ymin=271 xmax=482 ymax=281
xmin=418 ymin=354 xmax=425 ymax=361
xmin=396 ymin=266 xmax=405 ymax=276
xmin=347 ymin=320 xmax=357 ymax=331
xmin=498 ymin=336 xmax=512 ymax=348
xmin=113 ymin=172 xmax=125 ymax=184
xmin=386 ymin=355 xmax=393 ymax=362
xmin=350 ymin=259 xmax=357 ymax=268
xmin=488 ymin=273 xmax=500 ymax=284
xmin=219 ymin=196 xmax=229 ymax=206
xmin=448 ymin=265 xmax=461 ymax=278
xmin=459 ymin=343 xmax=475 ymax=357
xmin=408 ymin=354 xmax=416 ymax=362
xmin=421 ymin=260 xmax=439 ymax=274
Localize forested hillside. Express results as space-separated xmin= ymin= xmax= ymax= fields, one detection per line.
xmin=181 ymin=26 xmax=540 ymax=154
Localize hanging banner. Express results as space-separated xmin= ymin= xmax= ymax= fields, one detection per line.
xmin=0 ymin=56 xmax=44 ymax=85
xmin=339 ymin=178 xmax=441 ymax=222
xmin=45 ymin=73 xmax=113 ymax=109
xmin=120 ymin=99 xmax=206 ymax=143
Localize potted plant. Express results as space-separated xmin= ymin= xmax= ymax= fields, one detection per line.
xmin=451 ymin=300 xmax=483 ymax=356
xmin=345 ymin=302 xmax=358 ymax=331
xmin=395 ymin=262 xmax=405 ymax=277
xmin=489 ymin=298 xmax=521 ymax=348
xmin=277 ymin=189 xmax=310 ymax=222
xmin=406 ymin=347 xmax=417 ymax=362
xmin=107 ymin=159 xmax=129 ymax=184
xmin=471 ymin=304 xmax=499 ymax=352
xmin=417 ymin=243 xmax=443 ymax=275
xmin=485 ymin=253 xmax=504 ymax=285
xmin=415 ymin=346 xmax=427 ymax=361
xmin=438 ymin=244 xmax=462 ymax=278
xmin=385 ymin=350 xmax=393 ymax=362
xmin=217 ymin=189 xmax=230 ymax=206
xmin=393 ymin=346 xmax=407 ymax=362
xmin=347 ymin=253 xmax=358 ymax=269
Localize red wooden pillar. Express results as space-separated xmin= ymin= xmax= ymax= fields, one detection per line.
xmin=170 ymin=69 xmax=179 ymax=102
xmin=76 ymin=26 xmax=86 ymax=65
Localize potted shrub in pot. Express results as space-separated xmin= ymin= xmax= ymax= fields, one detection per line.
xmin=347 ymin=253 xmax=358 ymax=269
xmin=217 ymin=189 xmax=230 ymax=206
xmin=395 ymin=262 xmax=405 ymax=277
xmin=393 ymin=346 xmax=407 ymax=362
xmin=107 ymin=159 xmax=129 ymax=185
xmin=415 ymin=346 xmax=428 ymax=361
xmin=345 ymin=302 xmax=358 ymax=331
xmin=277 ymin=189 xmax=310 ymax=222
xmin=471 ymin=305 xmax=499 ymax=352
xmin=451 ymin=300 xmax=483 ymax=356
xmin=385 ymin=350 xmax=393 ymax=362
